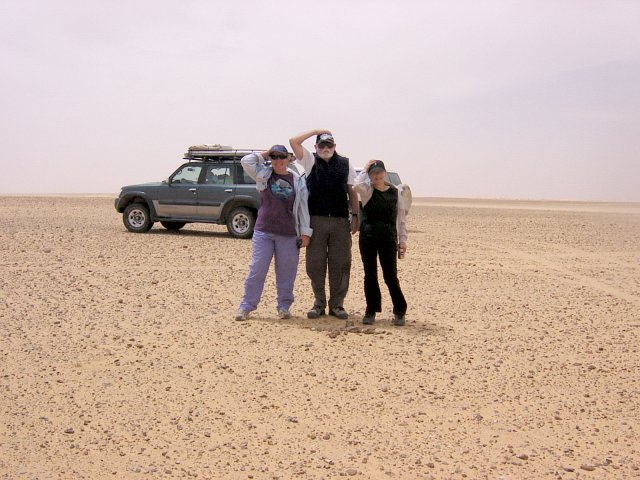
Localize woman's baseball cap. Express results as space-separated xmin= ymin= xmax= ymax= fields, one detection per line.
xmin=368 ymin=160 xmax=386 ymax=174
xmin=268 ymin=145 xmax=290 ymax=155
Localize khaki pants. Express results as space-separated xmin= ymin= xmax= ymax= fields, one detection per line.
xmin=306 ymin=216 xmax=352 ymax=310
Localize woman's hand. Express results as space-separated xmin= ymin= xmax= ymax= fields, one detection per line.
xmin=398 ymin=242 xmax=407 ymax=259
xmin=364 ymin=159 xmax=376 ymax=170
xmin=299 ymin=235 xmax=311 ymax=248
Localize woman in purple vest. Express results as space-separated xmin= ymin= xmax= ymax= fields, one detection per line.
xmin=235 ymin=145 xmax=313 ymax=321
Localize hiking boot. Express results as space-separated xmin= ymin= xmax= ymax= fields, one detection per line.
xmin=307 ymin=305 xmax=325 ymax=319
xmin=362 ymin=312 xmax=376 ymax=325
xmin=277 ymin=308 xmax=291 ymax=319
xmin=392 ymin=313 xmax=405 ymax=326
xmin=235 ymin=309 xmax=250 ymax=321
xmin=329 ymin=307 xmax=349 ymax=320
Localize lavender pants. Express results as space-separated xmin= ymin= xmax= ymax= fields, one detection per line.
xmin=239 ymin=230 xmax=300 ymax=312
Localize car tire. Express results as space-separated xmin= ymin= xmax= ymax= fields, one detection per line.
xmin=123 ymin=203 xmax=154 ymax=233
xmin=226 ymin=207 xmax=255 ymax=239
xmin=160 ymin=221 xmax=186 ymax=231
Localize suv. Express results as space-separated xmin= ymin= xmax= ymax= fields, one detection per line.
xmin=114 ymin=145 xmax=263 ymax=238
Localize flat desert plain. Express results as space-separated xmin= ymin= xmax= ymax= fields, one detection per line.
xmin=1 ymin=196 xmax=639 ymax=480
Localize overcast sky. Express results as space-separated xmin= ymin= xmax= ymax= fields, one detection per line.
xmin=2 ymin=0 xmax=639 ymax=201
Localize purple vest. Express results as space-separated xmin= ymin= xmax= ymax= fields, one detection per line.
xmin=254 ymin=172 xmax=297 ymax=236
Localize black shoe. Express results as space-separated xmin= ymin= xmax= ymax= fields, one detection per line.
xmin=307 ymin=305 xmax=325 ymax=319
xmin=392 ymin=313 xmax=405 ymax=326
xmin=329 ymin=307 xmax=349 ymax=320
xmin=362 ymin=312 xmax=376 ymax=325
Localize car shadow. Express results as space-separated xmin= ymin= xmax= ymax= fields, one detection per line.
xmin=147 ymin=228 xmax=247 ymax=239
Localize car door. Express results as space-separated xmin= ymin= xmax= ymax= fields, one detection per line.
xmin=197 ymin=160 xmax=237 ymax=220
xmin=154 ymin=164 xmax=203 ymax=219
xmin=233 ymin=160 xmax=260 ymax=204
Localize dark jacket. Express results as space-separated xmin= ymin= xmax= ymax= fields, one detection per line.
xmin=306 ymin=153 xmax=351 ymax=218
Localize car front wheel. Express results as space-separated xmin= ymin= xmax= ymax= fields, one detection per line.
xmin=226 ymin=207 xmax=255 ymax=239
xmin=123 ymin=203 xmax=153 ymax=233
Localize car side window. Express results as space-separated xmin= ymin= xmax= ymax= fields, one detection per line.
xmin=171 ymin=166 xmax=202 ymax=184
xmin=235 ymin=164 xmax=256 ymax=185
xmin=204 ymin=165 xmax=233 ymax=185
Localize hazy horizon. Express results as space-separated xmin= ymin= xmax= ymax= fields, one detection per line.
xmin=2 ymin=0 xmax=639 ymax=202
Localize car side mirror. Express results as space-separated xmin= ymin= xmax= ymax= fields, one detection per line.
xmin=162 ymin=178 xmax=169 ymax=184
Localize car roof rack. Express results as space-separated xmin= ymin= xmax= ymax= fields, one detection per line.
xmin=184 ymin=144 xmax=263 ymax=161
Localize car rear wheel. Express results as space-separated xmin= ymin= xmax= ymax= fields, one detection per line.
xmin=226 ymin=207 xmax=255 ymax=239
xmin=160 ymin=221 xmax=186 ymax=231
xmin=123 ymin=203 xmax=153 ymax=233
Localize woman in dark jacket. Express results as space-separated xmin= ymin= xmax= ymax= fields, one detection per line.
xmin=354 ymin=159 xmax=408 ymax=326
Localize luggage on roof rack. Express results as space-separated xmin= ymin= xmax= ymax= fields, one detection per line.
xmin=188 ymin=144 xmax=233 ymax=152
xmin=184 ymin=144 xmax=234 ymax=159
xmin=184 ymin=144 xmax=263 ymax=160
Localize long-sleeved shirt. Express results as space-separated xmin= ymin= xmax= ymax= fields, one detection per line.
xmin=240 ymin=153 xmax=313 ymax=238
xmin=354 ymin=169 xmax=408 ymax=245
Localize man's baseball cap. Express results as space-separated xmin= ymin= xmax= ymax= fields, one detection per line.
xmin=368 ymin=160 xmax=386 ymax=174
xmin=315 ymin=133 xmax=335 ymax=145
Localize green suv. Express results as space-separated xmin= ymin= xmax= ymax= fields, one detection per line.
xmin=114 ymin=145 xmax=263 ymax=238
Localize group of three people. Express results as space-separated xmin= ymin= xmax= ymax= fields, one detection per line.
xmin=235 ymin=129 xmax=408 ymax=326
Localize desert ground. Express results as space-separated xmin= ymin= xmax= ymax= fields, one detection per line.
xmin=1 ymin=195 xmax=639 ymax=479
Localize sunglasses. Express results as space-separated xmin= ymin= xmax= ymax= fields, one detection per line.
xmin=269 ymin=153 xmax=288 ymax=160
xmin=317 ymin=143 xmax=335 ymax=150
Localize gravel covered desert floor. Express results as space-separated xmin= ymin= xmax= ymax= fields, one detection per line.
xmin=1 ymin=196 xmax=639 ymax=479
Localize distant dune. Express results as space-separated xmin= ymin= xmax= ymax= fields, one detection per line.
xmin=413 ymin=197 xmax=640 ymax=214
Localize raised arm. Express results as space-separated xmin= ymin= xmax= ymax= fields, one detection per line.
xmin=289 ymin=129 xmax=331 ymax=171
xmin=240 ymin=151 xmax=269 ymax=182
xmin=289 ymin=129 xmax=329 ymax=158
xmin=353 ymin=168 xmax=372 ymax=204
xmin=353 ymin=159 xmax=378 ymax=206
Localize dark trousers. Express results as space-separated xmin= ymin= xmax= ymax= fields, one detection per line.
xmin=306 ymin=216 xmax=352 ymax=310
xmin=359 ymin=236 xmax=407 ymax=315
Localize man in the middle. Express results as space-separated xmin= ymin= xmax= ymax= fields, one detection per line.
xmin=290 ymin=129 xmax=360 ymax=320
